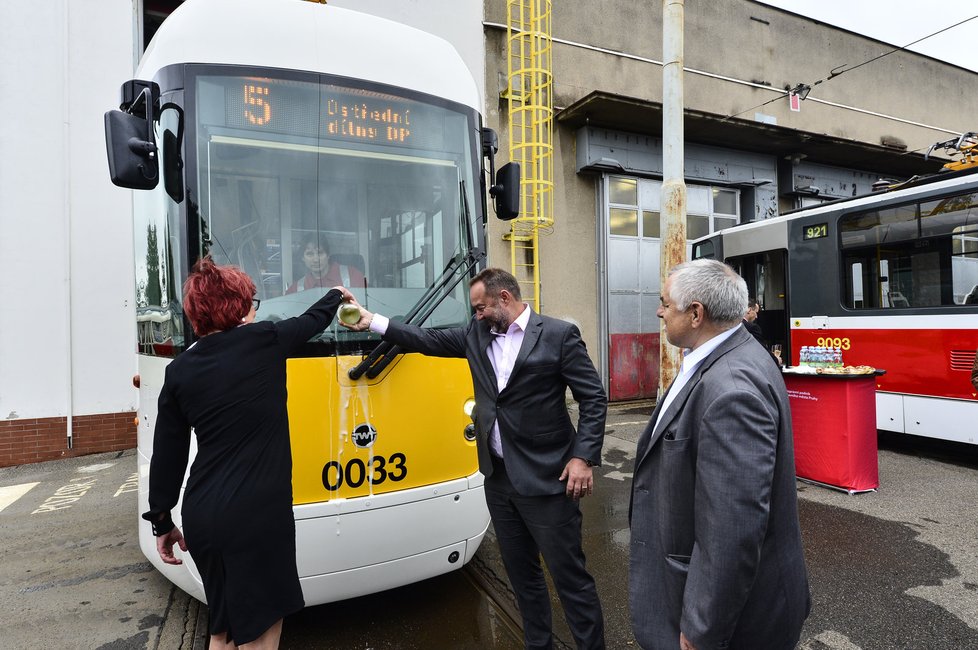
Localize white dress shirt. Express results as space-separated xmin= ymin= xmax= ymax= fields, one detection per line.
xmin=654 ymin=325 xmax=739 ymax=432
xmin=484 ymin=304 xmax=531 ymax=457
xmin=368 ymin=305 xmax=532 ymax=458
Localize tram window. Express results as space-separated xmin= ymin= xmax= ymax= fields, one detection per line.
xmin=692 ymin=240 xmax=715 ymax=260
xmin=847 ymin=262 xmax=865 ymax=308
xmin=841 ymin=196 xmax=978 ymax=308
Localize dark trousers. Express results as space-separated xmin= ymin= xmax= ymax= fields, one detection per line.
xmin=485 ymin=455 xmax=605 ymax=650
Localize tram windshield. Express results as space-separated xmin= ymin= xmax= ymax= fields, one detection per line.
xmin=190 ymin=70 xmax=480 ymax=345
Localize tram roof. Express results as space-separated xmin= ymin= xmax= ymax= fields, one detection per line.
xmin=137 ymin=0 xmax=481 ymax=111
xmin=702 ymin=166 xmax=978 ymax=242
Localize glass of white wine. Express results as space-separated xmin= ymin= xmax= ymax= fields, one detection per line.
xmin=339 ymin=303 xmax=361 ymax=326
xmin=771 ymin=344 xmax=783 ymax=365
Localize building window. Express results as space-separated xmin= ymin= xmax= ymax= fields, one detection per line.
xmin=606 ymin=176 xmax=740 ymax=241
xmin=642 ymin=211 xmax=660 ymax=238
xmin=712 ymin=188 xmax=737 ymax=215
xmin=610 ymin=207 xmax=638 ymax=236
xmin=609 ymin=177 xmax=637 ymax=205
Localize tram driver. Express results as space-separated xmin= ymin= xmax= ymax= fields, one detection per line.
xmin=286 ymin=233 xmax=366 ymax=294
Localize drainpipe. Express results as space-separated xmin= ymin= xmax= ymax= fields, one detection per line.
xmin=63 ymin=0 xmax=74 ymax=449
xmin=660 ymin=0 xmax=686 ymax=395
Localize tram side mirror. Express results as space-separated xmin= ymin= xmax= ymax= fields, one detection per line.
xmin=105 ymin=106 xmax=159 ymax=190
xmin=491 ymin=162 xmax=521 ymax=221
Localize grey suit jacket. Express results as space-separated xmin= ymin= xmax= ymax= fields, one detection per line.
xmin=629 ymin=326 xmax=810 ymax=650
xmin=383 ymin=311 xmax=606 ymax=496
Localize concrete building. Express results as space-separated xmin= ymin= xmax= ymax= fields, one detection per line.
xmin=482 ymin=0 xmax=976 ymax=400
xmin=1 ymin=0 xmax=974 ymax=465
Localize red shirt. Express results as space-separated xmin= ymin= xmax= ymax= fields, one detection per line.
xmin=285 ymin=263 xmax=366 ymax=294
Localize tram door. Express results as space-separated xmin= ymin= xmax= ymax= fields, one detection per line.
xmin=727 ymin=250 xmax=789 ymax=358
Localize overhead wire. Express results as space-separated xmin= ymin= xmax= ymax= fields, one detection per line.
xmin=721 ymin=14 xmax=978 ymax=123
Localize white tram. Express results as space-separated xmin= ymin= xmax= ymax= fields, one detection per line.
xmin=106 ymin=0 xmax=521 ymax=604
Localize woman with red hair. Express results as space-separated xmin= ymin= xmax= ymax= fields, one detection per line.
xmin=142 ymin=256 xmax=351 ymax=650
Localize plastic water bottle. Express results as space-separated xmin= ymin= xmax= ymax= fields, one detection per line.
xmin=833 ymin=347 xmax=843 ymax=368
xmin=800 ymin=346 xmax=810 ymax=367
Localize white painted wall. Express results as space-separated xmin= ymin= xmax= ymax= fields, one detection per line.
xmin=0 ymin=0 xmax=138 ymax=421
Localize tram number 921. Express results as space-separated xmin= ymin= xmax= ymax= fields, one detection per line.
xmin=815 ymin=337 xmax=851 ymax=351
xmin=321 ymin=453 xmax=408 ymax=491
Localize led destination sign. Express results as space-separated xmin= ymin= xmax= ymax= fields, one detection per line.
xmin=204 ymin=75 xmax=451 ymax=152
xmin=324 ymin=98 xmax=411 ymax=143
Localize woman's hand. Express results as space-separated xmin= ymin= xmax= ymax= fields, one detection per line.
xmin=157 ymin=527 xmax=188 ymax=565
xmin=333 ymin=286 xmax=356 ymax=302
xmin=334 ymin=288 xmax=374 ymax=331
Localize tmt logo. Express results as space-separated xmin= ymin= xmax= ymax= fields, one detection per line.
xmin=351 ymin=423 xmax=378 ymax=449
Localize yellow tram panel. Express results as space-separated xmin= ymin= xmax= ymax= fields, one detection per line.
xmin=287 ymin=354 xmax=477 ymax=505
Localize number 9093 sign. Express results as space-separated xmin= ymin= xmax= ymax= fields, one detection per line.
xmin=816 ymin=336 xmax=851 ymax=350
xmin=321 ymin=453 xmax=407 ymax=491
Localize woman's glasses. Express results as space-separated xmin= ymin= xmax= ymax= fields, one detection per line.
xmin=252 ymin=298 xmax=261 ymax=311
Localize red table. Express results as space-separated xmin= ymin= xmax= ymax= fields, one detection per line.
xmin=782 ymin=371 xmax=880 ymax=493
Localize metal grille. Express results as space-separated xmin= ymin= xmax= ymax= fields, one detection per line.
xmin=950 ymin=349 xmax=977 ymax=371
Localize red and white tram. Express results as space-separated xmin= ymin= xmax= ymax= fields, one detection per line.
xmin=693 ymin=166 xmax=978 ymax=445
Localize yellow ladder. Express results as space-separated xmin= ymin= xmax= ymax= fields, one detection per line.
xmin=504 ymin=0 xmax=553 ymax=312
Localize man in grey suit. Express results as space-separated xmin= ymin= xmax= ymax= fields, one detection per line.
xmin=630 ymin=260 xmax=810 ymax=650
xmin=342 ymin=267 xmax=606 ymax=650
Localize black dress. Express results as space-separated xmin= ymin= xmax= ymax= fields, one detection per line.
xmin=144 ymin=289 xmax=341 ymax=644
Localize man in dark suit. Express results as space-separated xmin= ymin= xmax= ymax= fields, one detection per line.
xmin=742 ymin=296 xmax=764 ymax=344
xmin=630 ymin=260 xmax=810 ymax=650
xmin=342 ymin=267 xmax=606 ymax=650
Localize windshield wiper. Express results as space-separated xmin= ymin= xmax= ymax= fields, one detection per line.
xmin=349 ymin=179 xmax=482 ymax=380
xmin=348 ymin=246 xmax=484 ymax=380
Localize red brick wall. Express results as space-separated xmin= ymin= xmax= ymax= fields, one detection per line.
xmin=0 ymin=412 xmax=136 ymax=468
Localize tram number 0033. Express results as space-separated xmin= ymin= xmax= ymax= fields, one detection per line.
xmin=816 ymin=336 xmax=851 ymax=350
xmin=321 ymin=453 xmax=407 ymax=491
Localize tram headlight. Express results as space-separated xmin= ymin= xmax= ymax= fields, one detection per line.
xmin=462 ymin=399 xmax=477 ymax=440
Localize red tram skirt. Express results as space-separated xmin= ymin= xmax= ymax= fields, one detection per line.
xmin=783 ymin=372 xmax=879 ymax=493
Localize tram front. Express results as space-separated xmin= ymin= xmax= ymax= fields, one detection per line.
xmin=106 ymin=0 xmax=519 ymax=606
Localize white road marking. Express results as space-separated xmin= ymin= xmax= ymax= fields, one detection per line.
xmin=114 ymin=473 xmax=139 ymax=498
xmin=0 ymin=482 xmax=39 ymax=514
xmin=31 ymin=476 xmax=99 ymax=514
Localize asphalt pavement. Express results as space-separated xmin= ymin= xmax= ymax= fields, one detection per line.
xmin=1 ymin=402 xmax=977 ymax=649
xmin=473 ymin=402 xmax=978 ymax=649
